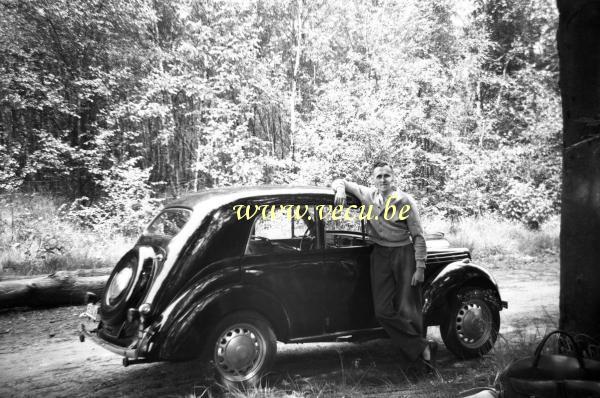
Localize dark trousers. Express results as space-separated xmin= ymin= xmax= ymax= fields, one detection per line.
xmin=370 ymin=244 xmax=427 ymax=362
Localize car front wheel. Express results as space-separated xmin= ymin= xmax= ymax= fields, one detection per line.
xmin=208 ymin=311 xmax=276 ymax=387
xmin=441 ymin=288 xmax=500 ymax=358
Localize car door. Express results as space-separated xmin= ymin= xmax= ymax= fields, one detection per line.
xmin=239 ymin=202 xmax=344 ymax=338
xmin=318 ymin=200 xmax=378 ymax=332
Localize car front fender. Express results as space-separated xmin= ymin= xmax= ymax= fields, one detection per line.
xmin=423 ymin=260 xmax=507 ymax=324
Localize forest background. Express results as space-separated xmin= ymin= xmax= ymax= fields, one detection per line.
xmin=0 ymin=0 xmax=560 ymax=273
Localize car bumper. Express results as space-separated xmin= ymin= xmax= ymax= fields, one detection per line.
xmin=79 ymin=313 xmax=154 ymax=366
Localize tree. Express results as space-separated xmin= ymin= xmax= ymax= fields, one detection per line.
xmin=557 ymin=0 xmax=600 ymax=339
xmin=0 ymin=0 xmax=564 ymax=231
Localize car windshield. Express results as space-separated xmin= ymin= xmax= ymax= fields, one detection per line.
xmin=144 ymin=208 xmax=192 ymax=238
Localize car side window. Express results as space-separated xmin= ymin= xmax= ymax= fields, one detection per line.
xmin=244 ymin=205 xmax=317 ymax=255
xmin=320 ymin=205 xmax=368 ymax=248
xmin=145 ymin=208 xmax=192 ymax=237
xmin=253 ymin=207 xmax=293 ymax=240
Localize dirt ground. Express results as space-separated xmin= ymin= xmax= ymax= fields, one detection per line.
xmin=0 ymin=254 xmax=559 ymax=397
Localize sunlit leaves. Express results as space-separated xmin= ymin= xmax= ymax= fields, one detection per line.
xmin=0 ymin=0 xmax=561 ymax=230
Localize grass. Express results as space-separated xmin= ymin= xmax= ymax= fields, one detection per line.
xmin=185 ymin=321 xmax=559 ymax=398
xmin=0 ymin=193 xmax=135 ymax=276
xmin=423 ymin=213 xmax=559 ymax=259
xmin=175 ymin=307 xmax=560 ymax=397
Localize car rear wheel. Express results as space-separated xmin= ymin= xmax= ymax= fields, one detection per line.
xmin=208 ymin=311 xmax=276 ymax=387
xmin=441 ymin=288 xmax=500 ymax=359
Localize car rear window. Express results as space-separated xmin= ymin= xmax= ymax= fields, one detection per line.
xmin=145 ymin=208 xmax=192 ymax=238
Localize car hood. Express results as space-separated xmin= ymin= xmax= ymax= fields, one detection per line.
xmin=425 ymin=236 xmax=451 ymax=250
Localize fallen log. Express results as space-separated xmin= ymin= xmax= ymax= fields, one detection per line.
xmin=0 ymin=267 xmax=113 ymax=281
xmin=0 ymin=271 xmax=109 ymax=309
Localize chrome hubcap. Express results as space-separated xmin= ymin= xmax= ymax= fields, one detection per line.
xmin=455 ymin=300 xmax=492 ymax=348
xmin=214 ymin=323 xmax=265 ymax=381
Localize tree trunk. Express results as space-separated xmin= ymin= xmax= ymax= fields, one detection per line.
xmin=0 ymin=271 xmax=108 ymax=309
xmin=289 ymin=0 xmax=303 ymax=162
xmin=557 ymin=0 xmax=600 ymax=339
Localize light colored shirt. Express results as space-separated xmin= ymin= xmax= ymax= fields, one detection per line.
xmin=331 ymin=179 xmax=427 ymax=264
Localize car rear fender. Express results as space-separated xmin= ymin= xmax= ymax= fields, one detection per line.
xmin=155 ymin=284 xmax=290 ymax=360
xmin=424 ymin=260 xmax=505 ymax=324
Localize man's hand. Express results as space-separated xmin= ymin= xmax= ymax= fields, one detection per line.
xmin=334 ymin=188 xmax=346 ymax=206
xmin=411 ymin=268 xmax=425 ymax=286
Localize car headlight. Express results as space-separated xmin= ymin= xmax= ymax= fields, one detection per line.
xmin=106 ymin=265 xmax=134 ymax=305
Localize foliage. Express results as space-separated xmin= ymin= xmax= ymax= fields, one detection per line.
xmin=65 ymin=159 xmax=160 ymax=235
xmin=0 ymin=0 xmax=561 ymax=230
xmin=497 ymin=179 xmax=554 ymax=229
xmin=0 ymin=194 xmax=134 ymax=274
xmin=425 ymin=213 xmax=559 ymax=258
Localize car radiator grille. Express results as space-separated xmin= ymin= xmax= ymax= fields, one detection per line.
xmin=426 ymin=251 xmax=470 ymax=267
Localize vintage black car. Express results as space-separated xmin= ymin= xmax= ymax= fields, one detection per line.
xmin=79 ymin=186 xmax=507 ymax=385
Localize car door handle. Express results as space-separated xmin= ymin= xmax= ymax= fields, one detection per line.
xmin=244 ymin=269 xmax=264 ymax=276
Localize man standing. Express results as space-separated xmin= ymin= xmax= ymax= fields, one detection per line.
xmin=331 ymin=161 xmax=433 ymax=366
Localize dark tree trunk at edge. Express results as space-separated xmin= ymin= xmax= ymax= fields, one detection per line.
xmin=557 ymin=0 xmax=600 ymax=338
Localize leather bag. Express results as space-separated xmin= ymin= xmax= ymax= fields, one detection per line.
xmin=498 ymin=330 xmax=600 ymax=398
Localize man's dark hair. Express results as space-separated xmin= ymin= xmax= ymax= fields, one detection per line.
xmin=372 ymin=161 xmax=393 ymax=171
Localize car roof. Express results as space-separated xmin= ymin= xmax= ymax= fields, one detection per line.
xmin=164 ymin=185 xmax=336 ymax=210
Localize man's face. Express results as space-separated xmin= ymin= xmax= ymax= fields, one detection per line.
xmin=372 ymin=165 xmax=394 ymax=194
